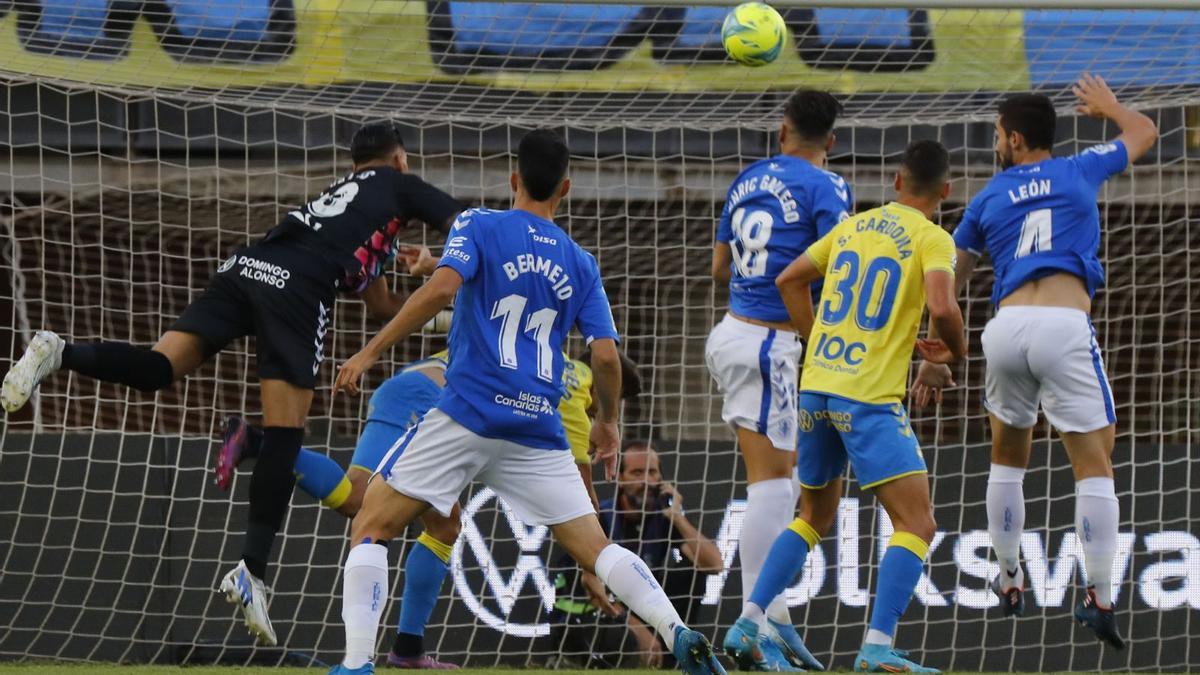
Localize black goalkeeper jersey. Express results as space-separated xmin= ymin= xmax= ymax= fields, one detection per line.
xmin=266 ymin=165 xmax=462 ymax=292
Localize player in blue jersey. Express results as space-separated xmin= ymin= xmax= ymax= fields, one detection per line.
xmin=915 ymin=75 xmax=1158 ymax=650
xmin=326 ymin=130 xmax=725 ymax=675
xmin=705 ymin=89 xmax=849 ymax=671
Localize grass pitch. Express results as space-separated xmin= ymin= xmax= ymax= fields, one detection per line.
xmin=0 ymin=662 xmax=667 ymax=667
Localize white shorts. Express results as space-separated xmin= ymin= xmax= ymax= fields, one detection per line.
xmin=705 ymin=313 xmax=802 ymax=451
xmin=374 ymin=408 xmax=594 ymax=526
xmin=981 ymin=306 xmax=1117 ymax=433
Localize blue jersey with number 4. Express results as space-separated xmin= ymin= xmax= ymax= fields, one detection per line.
xmin=435 ymin=208 xmax=619 ymax=450
xmin=953 ymin=141 xmax=1128 ymax=307
xmin=717 ymin=155 xmax=852 ymax=323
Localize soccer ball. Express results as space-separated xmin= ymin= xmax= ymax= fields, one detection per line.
xmin=721 ymin=2 xmax=786 ymax=67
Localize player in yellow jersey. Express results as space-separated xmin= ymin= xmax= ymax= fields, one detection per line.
xmin=724 ymin=140 xmax=966 ymax=673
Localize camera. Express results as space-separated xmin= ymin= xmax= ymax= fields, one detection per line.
xmin=648 ymin=484 xmax=673 ymax=510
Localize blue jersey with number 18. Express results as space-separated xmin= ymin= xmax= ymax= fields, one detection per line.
xmin=717 ymin=154 xmax=852 ymax=323
xmin=953 ymin=141 xmax=1128 ymax=307
xmin=435 ymin=208 xmax=619 ymax=450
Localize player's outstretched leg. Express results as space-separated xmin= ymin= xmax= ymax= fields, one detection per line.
xmin=216 ymin=416 xmax=354 ymax=514
xmin=553 ymin=516 xmax=726 ymax=675
xmin=1 ymin=331 xmax=64 ymax=412
xmin=3 ymin=330 xmax=196 ymax=413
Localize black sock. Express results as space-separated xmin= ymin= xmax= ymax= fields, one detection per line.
xmin=61 ymin=342 xmax=174 ymax=392
xmin=241 ymin=424 xmax=265 ymax=460
xmin=240 ymin=426 xmax=304 ymax=581
xmin=392 ymin=631 xmax=424 ymax=658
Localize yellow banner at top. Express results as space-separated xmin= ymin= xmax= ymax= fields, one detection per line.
xmin=0 ymin=1 xmax=1032 ymax=94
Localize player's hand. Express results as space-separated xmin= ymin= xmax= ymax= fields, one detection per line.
xmin=334 ymin=348 xmax=380 ymax=396
xmin=915 ymin=338 xmax=957 ymax=364
xmin=580 ymin=571 xmax=620 ymax=618
xmin=658 ymin=481 xmax=684 ymax=520
xmin=1073 ymin=73 xmax=1120 ymax=119
xmin=589 ymin=420 xmax=621 ymax=480
xmin=912 ymin=360 xmax=955 ymax=407
xmin=398 ymin=244 xmax=438 ymax=277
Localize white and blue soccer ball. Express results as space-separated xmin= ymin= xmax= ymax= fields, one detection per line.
xmin=721 ymin=2 xmax=786 ymax=67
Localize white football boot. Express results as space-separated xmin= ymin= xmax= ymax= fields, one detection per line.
xmin=2 ymin=331 xmax=64 ymax=413
xmin=218 ymin=560 xmax=278 ymax=646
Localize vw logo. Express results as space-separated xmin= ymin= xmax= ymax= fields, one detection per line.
xmin=451 ymin=487 xmax=555 ymax=638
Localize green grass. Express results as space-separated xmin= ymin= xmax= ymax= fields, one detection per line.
xmin=0 ymin=662 xmax=657 ymax=667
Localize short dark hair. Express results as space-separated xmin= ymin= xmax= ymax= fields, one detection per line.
xmin=518 ymin=129 xmax=570 ymax=201
xmin=351 ymin=121 xmax=405 ymax=165
xmin=901 ymin=140 xmax=950 ymax=196
xmin=998 ymin=94 xmax=1056 ymax=150
xmin=783 ymin=90 xmax=843 ymax=144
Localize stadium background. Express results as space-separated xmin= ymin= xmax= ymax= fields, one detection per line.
xmin=1 ymin=1 xmax=1199 ymax=672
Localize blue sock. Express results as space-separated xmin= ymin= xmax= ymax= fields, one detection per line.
xmin=293 ymin=448 xmax=351 ymax=510
xmin=749 ymin=519 xmax=819 ymax=611
xmin=868 ymin=533 xmax=930 ymax=639
xmin=398 ymin=532 xmax=452 ymax=637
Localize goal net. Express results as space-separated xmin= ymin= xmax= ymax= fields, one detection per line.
xmin=1 ymin=1 xmax=1198 ymax=671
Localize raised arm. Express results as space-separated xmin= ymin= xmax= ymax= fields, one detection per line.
xmin=334 ymin=267 xmax=462 ymax=395
xmin=1073 ymin=73 xmax=1158 ymax=164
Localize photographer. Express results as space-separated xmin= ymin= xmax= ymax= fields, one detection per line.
xmin=545 ymin=441 xmax=724 ymax=668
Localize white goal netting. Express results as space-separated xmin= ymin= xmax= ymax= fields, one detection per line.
xmin=1 ymin=1 xmax=1199 ymax=671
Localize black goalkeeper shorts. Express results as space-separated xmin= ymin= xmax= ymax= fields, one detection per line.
xmin=170 ymin=241 xmax=339 ymax=389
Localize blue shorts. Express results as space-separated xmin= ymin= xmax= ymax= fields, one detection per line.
xmin=796 ymin=392 xmax=926 ymax=490
xmin=349 ymin=370 xmax=442 ymax=472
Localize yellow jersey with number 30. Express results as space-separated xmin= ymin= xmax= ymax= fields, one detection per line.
xmin=800 ymin=202 xmax=956 ymax=404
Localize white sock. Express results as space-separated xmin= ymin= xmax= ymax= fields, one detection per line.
xmin=987 ymin=464 xmax=1026 ymax=588
xmin=865 ymin=628 xmax=892 ymax=646
xmin=741 ymin=478 xmax=795 ymax=623
xmin=595 ymin=544 xmax=683 ymax=650
xmin=342 ymin=543 xmax=390 ymax=668
xmin=739 ymin=602 xmax=765 ymax=623
xmin=1076 ymin=477 xmax=1119 ymax=608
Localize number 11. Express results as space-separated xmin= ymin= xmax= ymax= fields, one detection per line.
xmin=491 ymin=294 xmax=558 ymax=382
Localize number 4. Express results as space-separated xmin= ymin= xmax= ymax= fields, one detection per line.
xmin=1016 ymin=208 xmax=1052 ymax=258
xmin=491 ymin=294 xmax=558 ymax=382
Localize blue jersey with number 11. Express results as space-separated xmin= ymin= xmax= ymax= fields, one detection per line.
xmin=435 ymin=208 xmax=619 ymax=450
xmin=953 ymin=141 xmax=1128 ymax=307
xmin=717 ymin=155 xmax=852 ymax=323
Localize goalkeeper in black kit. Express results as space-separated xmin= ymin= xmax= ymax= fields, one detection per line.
xmin=1 ymin=122 xmax=462 ymax=646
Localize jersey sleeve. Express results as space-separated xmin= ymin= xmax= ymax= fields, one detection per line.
xmin=436 ymin=211 xmax=481 ymax=281
xmin=394 ymin=173 xmax=464 ymax=231
xmin=811 ymin=172 xmax=853 ymax=237
xmin=575 ymin=255 xmax=620 ymax=345
xmin=921 ymin=228 xmax=957 ymax=276
xmin=1072 ymin=140 xmax=1129 ymax=188
xmin=952 ymin=197 xmax=986 ymax=256
xmin=803 ymin=228 xmax=836 ymax=272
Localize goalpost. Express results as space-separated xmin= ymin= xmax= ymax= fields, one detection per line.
xmin=1 ymin=0 xmax=1198 ymax=670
